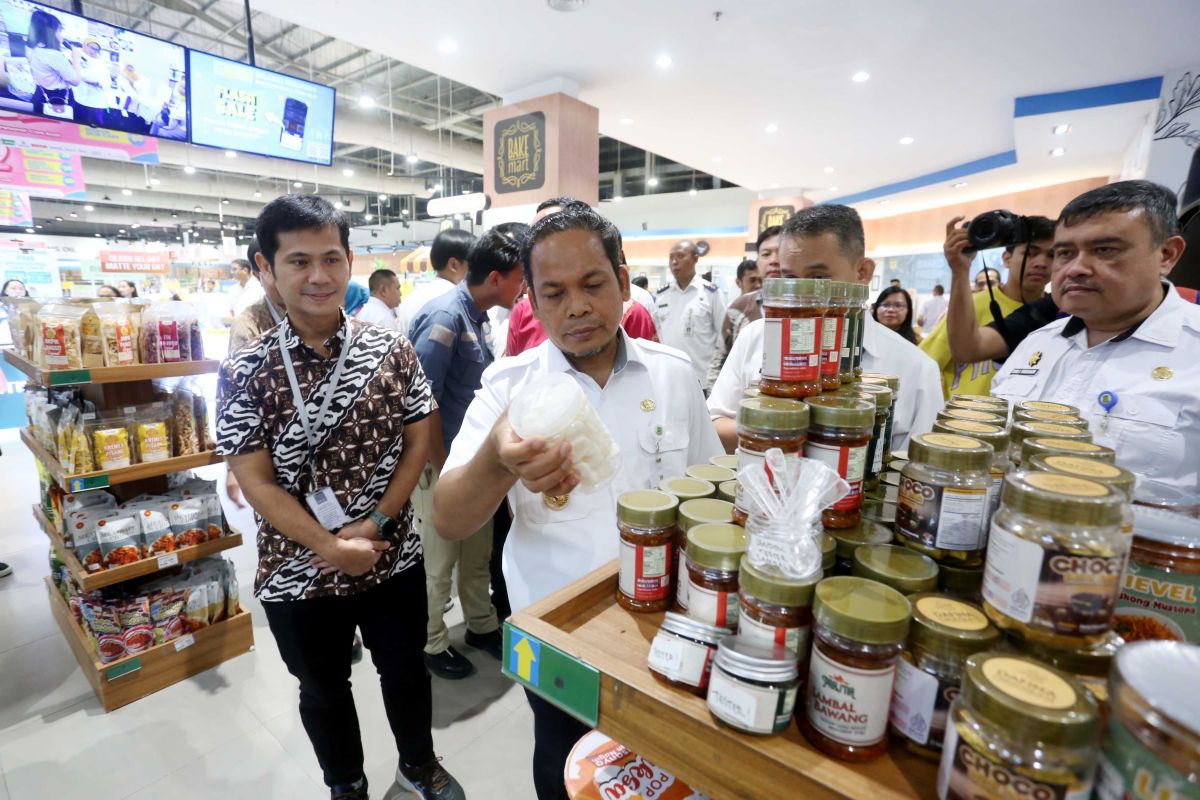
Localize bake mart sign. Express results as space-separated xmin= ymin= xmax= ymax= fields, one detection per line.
xmin=493 ymin=111 xmax=546 ymax=193
xmin=101 ymin=251 xmax=171 ymax=274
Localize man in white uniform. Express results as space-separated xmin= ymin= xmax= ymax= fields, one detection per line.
xmin=395 ymin=229 xmax=473 ymax=336
xmin=653 ymin=240 xmax=725 ymax=389
xmin=356 ymin=269 xmax=402 ymax=330
xmin=991 ymin=180 xmax=1198 ymax=491
xmin=228 ymin=258 xmax=264 ymax=319
xmin=709 ymin=205 xmax=943 ymax=451
xmin=433 ymin=207 xmax=721 ymax=800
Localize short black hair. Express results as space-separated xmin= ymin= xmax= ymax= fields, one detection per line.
xmin=631 ymin=275 xmax=649 ymax=290
xmin=231 ymin=258 xmax=250 ymax=270
xmin=932 ymin=284 xmax=945 ymax=294
xmin=255 ymin=195 xmax=349 ymax=266
xmin=1005 ymin=215 xmax=1056 ymax=252
xmin=536 ymin=196 xmax=588 ymax=213
xmin=756 ymin=225 xmax=782 ymax=251
xmin=736 ymin=258 xmax=758 ymax=282
xmin=246 ymin=238 xmax=261 ymax=274
xmin=1059 ymin=180 xmax=1179 ymax=245
xmin=781 ymin=204 xmax=865 ymax=259
xmin=521 ymin=206 xmax=622 ymax=294
xmin=368 ymin=269 xmax=398 ymax=294
xmin=889 ymin=278 xmax=901 ymax=286
xmin=430 ymin=228 xmax=475 ymax=272
xmin=467 ymin=222 xmax=529 ymax=286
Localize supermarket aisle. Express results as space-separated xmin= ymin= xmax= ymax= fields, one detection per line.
xmin=0 ymin=429 xmax=536 ymax=800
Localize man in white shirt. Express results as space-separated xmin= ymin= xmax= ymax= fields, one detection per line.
xmin=356 ymin=269 xmax=402 ymax=330
xmin=396 ymin=229 xmax=473 ymax=336
xmin=629 ymin=279 xmax=656 ymax=317
xmin=918 ymin=284 xmax=948 ymax=328
xmin=992 ymin=180 xmax=1198 ymax=491
xmin=433 ymin=206 xmax=721 ymax=800
xmin=708 ymin=205 xmax=943 ymax=451
xmin=228 ymin=258 xmax=265 ymax=319
xmin=653 ymin=240 xmax=726 ymax=389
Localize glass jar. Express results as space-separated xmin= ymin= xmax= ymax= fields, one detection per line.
xmin=760 ymin=277 xmax=831 ymax=399
xmin=1096 ymin=642 xmax=1200 ymax=800
xmin=950 ymin=394 xmax=1009 ymax=413
xmin=686 ymin=522 xmax=747 ymax=629
xmin=936 ymin=407 xmax=1008 ymax=427
xmin=836 ymin=282 xmax=857 ymax=385
xmin=800 ymin=576 xmax=912 ymax=761
xmin=897 ymin=433 xmax=994 ymax=565
xmin=823 ymin=533 xmax=836 ymax=573
xmin=861 ymin=497 xmax=897 ymax=529
xmin=860 ymin=373 xmax=900 ymax=451
xmin=982 ymin=472 xmax=1127 ymax=648
xmin=707 ymin=635 xmax=800 ymax=735
xmin=709 ymin=454 xmax=739 ymax=471
xmin=686 ymin=464 xmax=735 ymax=486
xmin=736 ymin=397 xmax=809 ymax=474
xmin=849 ymin=282 xmax=870 ymax=377
xmin=1133 ymin=481 xmax=1200 ymax=518
xmin=1008 ymin=422 xmax=1092 ymax=468
xmin=1027 ymin=455 xmax=1136 ymax=539
xmin=828 ymin=520 xmax=893 ymax=575
xmin=837 ymin=382 xmax=893 ymax=493
xmin=659 ymin=476 xmax=716 ymax=503
xmin=1015 ymin=400 xmax=1081 ymax=417
xmin=717 ymin=479 xmax=737 ymax=505
xmin=822 ymin=281 xmax=854 ymax=392
xmin=617 ymin=490 xmax=679 ymax=613
xmin=932 ymin=419 xmax=1010 ymax=533
xmin=1021 ymin=436 xmax=1117 ymax=466
xmin=1114 ymin=505 xmax=1200 ymax=644
xmin=938 ymin=562 xmax=986 ymax=605
xmin=937 ymin=653 xmax=1101 ymax=800
xmin=890 ymin=594 xmax=1000 ymax=758
xmin=647 ymin=611 xmax=731 ymax=695
xmin=1008 ymin=630 xmax=1121 ymax=711
xmin=852 ymin=544 xmax=939 ymax=595
xmin=738 ymin=556 xmax=819 ymax=656
xmin=743 ymin=384 xmax=763 ymax=400
xmin=947 ymin=399 xmax=1009 ymax=415
xmin=1013 ymin=409 xmax=1089 ymax=428
xmin=675 ymin=499 xmax=735 ymax=614
xmin=804 ymin=395 xmax=875 ymax=529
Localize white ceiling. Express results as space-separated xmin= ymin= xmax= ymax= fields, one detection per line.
xmin=248 ymin=0 xmax=1200 ymax=211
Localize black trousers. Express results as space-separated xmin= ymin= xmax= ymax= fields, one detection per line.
xmin=491 ymin=502 xmax=512 ymax=621
xmin=264 ymin=567 xmax=434 ymax=788
xmin=525 ymin=689 xmax=591 ymax=800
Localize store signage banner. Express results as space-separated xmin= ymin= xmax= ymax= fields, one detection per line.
xmin=757 ymin=204 xmax=795 ymax=234
xmin=0 ymin=190 xmax=32 ymax=227
xmin=0 ymin=112 xmax=160 ymax=164
xmin=101 ymin=250 xmax=170 ymax=274
xmin=0 ymin=146 xmax=86 ymax=200
xmin=493 ymin=111 xmax=546 ymax=193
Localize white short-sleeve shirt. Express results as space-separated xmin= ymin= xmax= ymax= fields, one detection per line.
xmin=652 ymin=277 xmax=726 ymax=387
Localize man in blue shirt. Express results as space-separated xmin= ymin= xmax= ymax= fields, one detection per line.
xmin=408 ymin=222 xmax=529 ymax=679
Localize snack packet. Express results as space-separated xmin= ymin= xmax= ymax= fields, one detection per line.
xmin=97 ymin=514 xmax=142 ymax=568
xmin=36 ymin=303 xmax=86 ymax=370
xmin=96 ymin=302 xmax=136 ymax=366
xmin=168 ymin=498 xmax=206 ymax=548
xmin=82 ymin=599 xmax=125 ymax=663
xmin=150 ymin=589 xmax=186 ymax=644
xmin=91 ymin=425 xmax=132 ymax=470
xmin=120 ymin=596 xmax=154 ymax=654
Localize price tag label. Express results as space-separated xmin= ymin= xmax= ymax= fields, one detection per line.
xmin=647 ymin=635 xmax=684 ymax=674
xmin=157 ymin=552 xmax=180 ymax=569
xmin=174 ymin=634 xmax=195 ymax=652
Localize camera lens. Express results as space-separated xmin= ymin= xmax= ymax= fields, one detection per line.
xmin=967 ymin=211 xmax=1014 ymax=250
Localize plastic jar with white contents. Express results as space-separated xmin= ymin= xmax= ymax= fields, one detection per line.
xmin=896 ymin=433 xmax=994 ymax=566
xmin=737 ymin=556 xmax=819 ymax=657
xmin=647 ymin=611 xmax=731 ymax=696
xmin=674 ymin=498 xmax=734 ymax=614
xmin=686 ymin=523 xmax=747 ymax=630
xmin=707 ymin=636 xmax=800 ymax=736
xmin=617 ymin=490 xmax=679 ymax=613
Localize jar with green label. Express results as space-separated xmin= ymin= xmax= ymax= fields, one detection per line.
xmin=828 ymin=519 xmax=893 ymax=575
xmin=1009 ymin=630 xmax=1121 ymax=711
xmin=1096 ymin=642 xmax=1200 ymax=800
xmin=709 ymin=453 xmax=739 ymax=471
xmin=804 ymin=395 xmax=875 ymax=529
xmin=617 ymin=490 xmax=679 ymax=613
xmin=1021 ymin=436 xmax=1117 ymax=466
xmin=852 ymin=544 xmax=939 ymax=595
xmin=897 ymin=433 xmax=994 ymax=566
xmin=849 ymin=283 xmax=870 ymax=378
xmin=831 ymin=281 xmax=857 ymax=385
xmin=982 ymin=472 xmax=1127 ymax=648
xmin=937 ymin=653 xmax=1100 ymax=800
xmin=890 ymin=594 xmax=999 ymax=758
xmin=675 ymin=499 xmax=735 ymax=614
xmin=837 ymin=382 xmax=893 ymax=492
xmin=1009 ymin=421 xmax=1092 ymax=467
xmin=937 ymin=407 xmax=1009 ymax=426
xmin=932 ymin=418 xmax=1010 ymax=533
xmin=738 ymin=556 xmax=820 ymax=657
xmin=707 ymin=635 xmax=800 ymax=735
xmin=1115 ymin=505 xmax=1200 ymax=645
xmin=938 ymin=562 xmax=986 ymax=604
xmin=686 ymin=522 xmax=747 ymax=630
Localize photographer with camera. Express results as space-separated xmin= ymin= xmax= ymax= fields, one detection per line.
xmin=920 ymin=212 xmax=1054 ymax=398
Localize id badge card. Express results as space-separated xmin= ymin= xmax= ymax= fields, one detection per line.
xmin=306 ymin=486 xmax=349 ymax=530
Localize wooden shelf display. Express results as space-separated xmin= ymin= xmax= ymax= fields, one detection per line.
xmin=3 ymin=348 xmax=219 ymax=387
xmin=21 ymin=428 xmax=221 ymax=493
xmin=504 ymin=562 xmax=937 ymax=800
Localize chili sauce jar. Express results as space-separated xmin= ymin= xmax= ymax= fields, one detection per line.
xmin=804 ymin=395 xmax=875 ymax=529
xmin=835 ymin=281 xmax=857 ymax=385
xmin=828 ymin=519 xmax=893 ymax=576
xmin=617 ymin=490 xmax=679 ymax=613
xmin=933 ymin=418 xmax=1010 ymax=531
xmin=837 ymin=382 xmax=894 ymax=492
xmin=647 ymin=611 xmax=731 ymax=695
xmin=659 ymin=476 xmax=716 ymax=503
xmin=938 ymin=562 xmax=986 ymax=605
xmin=707 ymin=636 xmax=800 ymax=735
xmin=675 ymin=498 xmax=735 ymax=614
xmin=736 ymin=396 xmax=809 ymax=474
xmin=686 ymin=522 xmax=747 ymax=630
xmin=686 ymin=464 xmax=735 ymax=486
xmin=709 ymin=453 xmax=739 ymax=471
xmin=738 ymin=556 xmax=820 ymax=657
xmin=1114 ymin=505 xmax=1200 ymax=644
xmin=717 ymin=479 xmax=737 ymax=505
xmin=822 ymin=281 xmax=853 ymax=392
xmin=853 ymin=544 xmax=939 ymax=595
xmin=848 ymin=283 xmax=869 ymax=378
xmin=896 ymin=433 xmax=994 ymax=565
xmin=760 ymin=277 xmax=831 ymax=399
xmin=1021 ymin=437 xmax=1117 ymax=465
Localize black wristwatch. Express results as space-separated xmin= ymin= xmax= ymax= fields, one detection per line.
xmin=369 ymin=509 xmax=401 ymax=542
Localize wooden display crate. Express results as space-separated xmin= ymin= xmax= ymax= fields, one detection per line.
xmin=505 ymin=562 xmax=937 ymax=800
xmin=21 ymin=428 xmax=221 ymax=492
xmin=4 ymin=348 xmax=219 ymax=386
xmin=45 ymin=577 xmax=254 ymax=712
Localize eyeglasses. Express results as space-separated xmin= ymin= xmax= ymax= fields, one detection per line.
xmin=878 ymin=302 xmax=907 ymax=311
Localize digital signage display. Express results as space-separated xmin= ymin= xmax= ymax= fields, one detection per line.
xmin=188 ymin=50 xmax=335 ymax=166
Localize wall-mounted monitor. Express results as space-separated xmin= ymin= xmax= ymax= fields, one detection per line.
xmin=188 ymin=51 xmax=335 ymax=166
xmin=0 ymin=0 xmax=187 ymax=139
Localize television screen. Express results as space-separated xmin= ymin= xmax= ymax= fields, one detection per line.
xmin=188 ymin=51 xmax=335 ymax=166
xmin=0 ymin=0 xmax=187 ymax=139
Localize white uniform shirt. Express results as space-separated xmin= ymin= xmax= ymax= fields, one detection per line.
xmin=355 ymin=296 xmax=399 ymax=330
xmin=443 ymin=331 xmax=724 ymax=613
xmin=920 ymin=295 xmax=949 ymax=327
xmin=991 ymin=284 xmax=1200 ymax=490
xmin=652 ymin=277 xmax=726 ymax=387
xmin=630 ymin=283 xmax=657 ymax=318
xmin=229 ymin=277 xmax=264 ymax=318
xmin=397 ymin=276 xmax=456 ymax=336
xmin=708 ymin=314 xmax=943 ymax=451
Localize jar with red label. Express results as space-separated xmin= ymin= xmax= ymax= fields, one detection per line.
xmin=760 ymin=278 xmax=830 ymax=399
xmin=647 ymin=611 xmax=731 ymax=695
xmin=736 ymin=397 xmax=809 ymax=473
xmin=617 ymin=490 xmax=679 ymax=613
xmin=737 ymin=556 xmax=819 ymax=657
xmin=822 ymin=281 xmax=854 ymax=392
xmin=849 ymin=283 xmax=870 ymax=377
xmin=803 ymin=395 xmax=875 ymax=529
xmin=835 ymin=382 xmax=893 ymax=492
xmin=686 ymin=523 xmax=747 ymax=630
xmin=675 ymin=498 xmax=735 ymax=613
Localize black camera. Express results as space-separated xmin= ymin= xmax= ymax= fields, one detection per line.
xmin=966 ymin=210 xmax=1031 ymax=251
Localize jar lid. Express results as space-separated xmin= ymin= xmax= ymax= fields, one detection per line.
xmin=803 ymin=394 xmax=874 ymax=428
xmin=827 ymin=280 xmax=855 ymax=306
xmin=740 ymin=556 xmax=820 ymax=607
xmin=1020 ymin=437 xmax=1116 ymax=464
xmin=947 ymin=399 xmax=1005 ymax=413
xmin=932 ymin=419 xmax=1010 ymax=454
xmin=660 ymin=611 xmax=731 ymax=646
xmin=828 ymin=519 xmax=893 ymax=559
xmin=686 ymin=523 xmax=747 ymax=570
xmin=1133 ymin=480 xmax=1200 ymax=514
xmin=812 ymin=576 xmax=912 ymax=644
xmin=1028 ymin=455 xmax=1136 ymax=498
xmin=1128 ymin=504 xmax=1200 ymax=547
xmin=714 ymin=634 xmax=799 ymax=683
xmin=1000 ymin=471 xmax=1122 ymax=527
xmin=937 ymin=407 xmax=1008 ymax=425
xmin=678 ymin=498 xmax=735 ymax=532
xmin=889 ymin=449 xmax=909 ymax=466
xmin=1016 ymin=400 xmax=1080 ymax=416
xmin=1013 ymin=629 xmax=1122 ymax=678
xmin=961 ymin=653 xmax=1098 ymax=746
xmin=860 ymin=372 xmax=899 ymax=392
xmin=852 ymin=545 xmax=939 ymax=594
xmin=686 ymin=464 xmax=736 ymax=484
xmin=659 ymin=477 xmax=716 ymax=502
xmin=743 ymin=384 xmax=762 ymax=399
xmin=937 ymin=562 xmax=985 ymax=596
xmin=909 ymin=594 xmax=999 ymax=658
xmin=850 ymin=282 xmax=870 ymax=301
xmin=907 ymin=432 xmax=994 ymax=472
xmin=835 ymin=382 xmax=892 ymax=410
xmin=950 ymin=393 xmax=1009 ymax=409
xmin=710 ymin=454 xmax=740 ymax=471
xmin=737 ymin=396 xmax=810 ymax=432
xmin=860 ymin=499 xmax=897 ymax=527
xmin=1010 ymin=421 xmax=1092 ymax=451
xmin=762 ymin=277 xmax=831 ymax=304
xmin=617 ymin=490 xmax=679 ymax=528
xmin=1013 ymin=409 xmax=1089 ymax=428
xmin=822 ymin=533 xmax=836 ymax=570
xmin=1112 ymin=642 xmax=1200 ymax=740
xmin=717 ymin=479 xmax=737 ymax=504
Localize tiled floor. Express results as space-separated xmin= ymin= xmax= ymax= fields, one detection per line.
xmin=0 ymin=429 xmax=536 ymax=799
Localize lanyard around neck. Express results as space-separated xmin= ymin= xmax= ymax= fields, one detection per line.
xmin=278 ymin=318 xmax=352 ymax=477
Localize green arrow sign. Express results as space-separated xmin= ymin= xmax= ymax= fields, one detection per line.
xmin=503 ymin=621 xmax=599 ymax=727
xmin=48 ymin=369 xmax=91 ymax=386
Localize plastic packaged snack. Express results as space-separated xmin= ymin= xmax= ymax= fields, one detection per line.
xmin=168 ymin=498 xmax=207 ymax=547
xmin=36 ymin=303 xmax=87 ymax=370
xmin=135 ymin=504 xmax=175 ymax=555
xmin=96 ymin=302 xmax=137 ymax=367
xmin=80 ymin=303 xmax=104 ymax=368
xmin=91 ymin=424 xmax=132 ymax=470
xmin=120 ymin=596 xmax=154 ymax=654
xmin=171 ymin=387 xmax=201 ymax=456
xmin=97 ymin=514 xmax=143 ymax=568
xmin=140 ymin=301 xmax=198 ymax=363
xmin=4 ymin=296 xmax=41 ymax=358
xmin=150 ymin=589 xmax=186 ymax=644
xmin=134 ymin=418 xmax=171 ymax=462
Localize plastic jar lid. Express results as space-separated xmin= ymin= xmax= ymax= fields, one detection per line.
xmin=908 ymin=593 xmax=999 ymax=660
xmin=835 ymin=382 xmax=893 ymax=410
xmin=812 ymin=576 xmax=912 ymax=644
xmin=686 ymin=523 xmax=747 ymax=570
xmin=659 ymin=477 xmax=716 ymax=502
xmin=737 ymin=397 xmax=810 ymax=432
xmin=828 ymin=519 xmax=893 ymax=559
xmin=660 ymin=611 xmax=731 ymax=646
xmin=1021 ymin=437 xmax=1116 ymax=464
xmin=827 ymin=280 xmax=855 ymax=308
xmin=938 ymin=562 xmax=985 ymax=594
xmin=933 ymin=419 xmax=1010 ymax=455
xmin=803 ymin=394 xmax=874 ymax=428
xmin=948 ymin=399 xmax=1007 ymax=413
xmin=743 ymin=385 xmax=762 ymax=399
xmin=850 ymin=282 xmax=870 ymax=302
xmin=714 ymin=635 xmax=799 ymax=683
xmin=950 ymin=393 xmax=1009 ymax=409
xmin=860 ymin=498 xmax=897 ymax=526
xmin=1010 ymin=421 xmax=1092 ymax=451
xmin=852 ymin=544 xmax=939 ymax=594
xmin=1028 ymin=455 xmax=1136 ymax=498
xmin=937 ymin=407 xmax=1008 ymax=425
xmin=860 ymin=372 xmax=899 ymax=392
xmin=822 ymin=533 xmax=836 ymax=571
xmin=1001 ymin=471 xmax=1122 ymax=526
xmin=617 ymin=490 xmax=678 ymax=528
xmin=740 ymin=556 xmax=820 ymax=607
xmin=687 ymin=464 xmax=736 ymax=484
xmin=1014 ymin=409 xmax=1089 ymax=427
xmin=1013 ymin=629 xmax=1122 ymax=679
xmin=908 ymin=432 xmax=994 ymax=472
xmin=1129 ymin=504 xmax=1200 ymax=547
xmin=717 ymin=480 xmax=737 ymax=504
xmin=1112 ymin=641 xmax=1200 ymax=739
xmin=762 ymin=277 xmax=831 ymax=304
xmin=961 ymin=653 xmax=1098 ymax=746
xmin=678 ymin=498 xmax=734 ymax=532
xmin=1133 ymin=481 xmax=1200 ymax=515
xmin=1016 ymin=400 xmax=1080 ymax=416
xmin=709 ymin=454 xmax=740 ymax=471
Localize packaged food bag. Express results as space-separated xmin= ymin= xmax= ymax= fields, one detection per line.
xmin=134 ymin=418 xmax=171 ymax=462
xmin=96 ymin=302 xmax=136 ymax=367
xmin=140 ymin=301 xmax=198 ymax=363
xmin=150 ymin=589 xmax=186 ymax=644
xmin=135 ymin=504 xmax=175 ymax=556
xmin=82 ymin=599 xmax=125 ymax=663
xmin=91 ymin=424 xmax=132 ymax=470
xmin=80 ymin=303 xmax=104 ymax=368
xmin=120 ymin=596 xmax=154 ymax=654
xmin=97 ymin=514 xmax=142 ymax=568
xmin=168 ymin=498 xmax=206 ymax=548
xmin=36 ymin=304 xmax=87 ymax=370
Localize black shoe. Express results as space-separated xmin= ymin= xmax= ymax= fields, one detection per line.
xmin=351 ymin=633 xmax=363 ymax=665
xmin=396 ymin=756 xmax=465 ymax=800
xmin=0 ymin=563 xmax=11 ymax=578
xmin=423 ymin=646 xmax=474 ymax=680
xmin=330 ymin=776 xmax=368 ymax=800
xmin=464 ymin=628 xmax=503 ymax=660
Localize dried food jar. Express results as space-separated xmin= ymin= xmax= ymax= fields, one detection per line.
xmin=828 ymin=520 xmax=893 ymax=575
xmin=890 ymin=594 xmax=1000 ymax=758
xmin=837 ymin=382 xmax=893 ymax=492
xmin=1096 ymin=642 xmax=1200 ymax=800
xmin=1013 ymin=409 xmax=1089 ymax=428
xmin=760 ymin=277 xmax=831 ymax=399
xmin=1009 ymin=630 xmax=1121 ymax=710
xmin=936 ymin=406 xmax=1008 ymax=427
xmin=937 ymin=653 xmax=1100 ymax=800
xmin=950 ymin=394 xmax=1009 ymax=412
xmin=709 ymin=453 xmax=739 ymax=471
xmin=675 ymin=498 xmax=735 ymax=614
xmin=717 ymin=479 xmax=737 ymax=504
xmin=736 ymin=397 xmax=809 ymax=474
xmin=848 ymin=283 xmax=870 ymax=377
xmin=800 ymin=576 xmax=912 ymax=761
xmin=1028 ymin=455 xmax=1136 ymax=539
xmin=982 ymin=472 xmax=1127 ymax=648
xmin=686 ymin=464 xmax=735 ymax=486
xmin=659 ymin=476 xmax=716 ymax=503
xmin=1133 ymin=481 xmax=1200 ymax=518
xmin=804 ymin=395 xmax=875 ymax=529
xmin=938 ymin=562 xmax=986 ymax=604
xmin=947 ymin=398 xmax=1009 ymax=415
xmin=897 ymin=433 xmax=994 ymax=566
xmin=932 ymin=418 xmax=1010 ymax=532
xmin=1015 ymin=400 xmax=1081 ymax=417
xmin=1021 ymin=437 xmax=1116 ymax=465
xmin=617 ymin=490 xmax=679 ymax=613
xmin=852 ymin=544 xmax=939 ymax=595
xmin=1114 ymin=505 xmax=1200 ymax=644
xmin=822 ymin=281 xmax=854 ymax=392
xmin=647 ymin=611 xmax=731 ymax=695
xmin=686 ymin=523 xmax=747 ymax=630
xmin=738 ymin=556 xmax=820 ymax=656
xmin=1008 ymin=421 xmax=1092 ymax=468
xmin=707 ymin=636 xmax=800 ymax=736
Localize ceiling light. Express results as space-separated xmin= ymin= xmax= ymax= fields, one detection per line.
xmin=952 ymin=181 xmax=968 ymax=188
xmin=765 ymin=123 xmax=779 ymax=134
xmin=613 ymin=195 xmax=622 ymax=203
xmin=149 ymin=177 xmax=161 ymax=186
xmin=1050 ymin=147 xmax=1066 ymax=157
xmin=433 ymin=183 xmax=443 ymax=192
xmin=688 ymin=188 xmax=697 ymax=196
xmin=655 ymin=54 xmax=672 ymax=70
xmin=828 ymin=186 xmax=838 ymax=192
xmin=619 ymin=117 xmax=633 ymax=125
xmin=334 ymin=200 xmax=344 ymax=208
xmin=35 ymin=225 xmax=43 ymax=229
xmin=823 ymin=166 xmax=834 ymax=174
xmin=183 ymin=165 xmax=196 ymax=175
xmin=406 ymin=153 xmax=418 ymax=164
xmin=342 ymin=168 xmax=354 ymax=177
xmin=193 ymin=205 xmax=202 ymax=212
xmin=224 ymin=150 xmax=237 ymax=158
xmin=852 ymin=70 xmax=870 ymax=83
xmin=899 ymin=136 xmax=914 ymax=145
xmin=293 ymin=181 xmax=303 ymax=188
xmin=93 ymin=233 xmax=101 ymax=238
xmin=84 ymin=204 xmax=95 ymax=211
xmin=878 ymin=199 xmax=892 ymax=205
xmin=121 ymin=188 xmax=133 ymax=196
xmin=358 ymin=95 xmax=375 ymax=109
xmin=647 ymin=177 xmax=659 ymax=187
xmin=364 ymin=213 xmax=374 ymax=222
xmin=1053 ymin=123 xmax=1071 ymax=136
xmin=378 ymin=194 xmax=389 ymax=201
xmin=131 ymin=223 xmax=140 ymax=229
xmin=54 ymin=216 xmax=63 ymax=221
xmin=222 ymin=198 xmax=230 ymax=205
xmin=401 ymin=208 xmax=409 ymax=215
xmin=171 ymin=212 xmax=179 ymax=218
xmin=438 ymin=38 xmax=458 ymax=54
xmin=253 ymin=190 xmax=262 ymax=198
xmin=69 ymin=212 xmax=77 ymax=218
xmin=175 ymin=236 xmax=181 ymax=241
xmin=24 ymin=227 xmax=33 ymax=233
xmin=118 ymin=228 xmax=126 ymax=233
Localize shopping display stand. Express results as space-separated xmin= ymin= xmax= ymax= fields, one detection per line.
xmin=8 ymin=348 xmax=255 ymax=712
xmin=504 ymin=562 xmax=937 ymax=800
